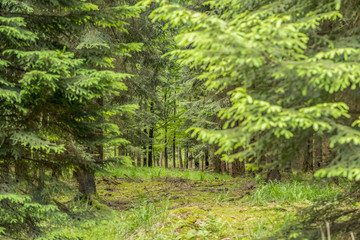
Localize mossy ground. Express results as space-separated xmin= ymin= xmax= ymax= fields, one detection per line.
xmin=48 ymin=167 xmax=342 ymax=240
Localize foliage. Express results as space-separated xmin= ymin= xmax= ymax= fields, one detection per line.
xmin=141 ymin=0 xmax=360 ymax=180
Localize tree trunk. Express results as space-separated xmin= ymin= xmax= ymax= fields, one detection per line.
xmin=303 ymin=137 xmax=313 ymax=172
xmin=137 ymin=152 xmax=141 ymax=167
xmin=148 ymin=102 xmax=154 ymax=167
xmin=212 ymin=146 xmax=222 ymax=173
xmin=204 ymin=149 xmax=209 ymax=169
xmin=221 ymin=161 xmax=226 ymax=174
xmin=232 ymin=159 xmax=245 ymax=177
xmin=185 ymin=147 xmax=189 ymax=169
xmin=265 ymin=155 xmax=281 ymax=182
xmin=76 ymin=168 xmax=96 ymax=198
xmin=178 ymin=147 xmax=183 ymax=168
xmin=159 ymin=152 xmax=163 ymax=167
xmin=143 ymin=148 xmax=147 ymax=167
xmin=189 ymin=152 xmax=193 ymax=169
xmin=172 ymin=132 xmax=176 ymax=168
xmin=194 ymin=156 xmax=199 ymax=169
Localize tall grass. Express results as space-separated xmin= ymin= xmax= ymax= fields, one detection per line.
xmin=248 ymin=181 xmax=341 ymax=205
xmin=97 ymin=165 xmax=231 ymax=181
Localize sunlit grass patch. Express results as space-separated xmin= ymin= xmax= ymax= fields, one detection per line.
xmin=97 ymin=165 xmax=232 ymax=181
xmin=247 ymin=181 xmax=341 ymax=205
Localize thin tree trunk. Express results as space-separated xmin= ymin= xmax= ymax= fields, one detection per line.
xmin=143 ymin=147 xmax=147 ymax=167
xmin=172 ymin=132 xmax=176 ymax=168
xmin=114 ymin=147 xmax=117 ymax=157
xmin=221 ymin=161 xmax=226 ymax=174
xmin=178 ymin=147 xmax=183 ymax=168
xmin=194 ymin=156 xmax=199 ymax=169
xmin=148 ymin=102 xmax=154 ymax=167
xmin=212 ymin=145 xmax=221 ymax=173
xmin=159 ymin=152 xmax=163 ymax=167
xmin=205 ymin=149 xmax=209 ymax=169
xmin=303 ymin=137 xmax=313 ymax=172
xmin=185 ymin=147 xmax=189 ymax=169
xmin=137 ymin=152 xmax=141 ymax=167
xmin=189 ymin=152 xmax=193 ymax=169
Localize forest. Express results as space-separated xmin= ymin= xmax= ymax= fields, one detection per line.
xmin=1 ymin=0 xmax=360 ymax=239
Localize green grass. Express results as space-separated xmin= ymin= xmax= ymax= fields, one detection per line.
xmin=247 ymin=180 xmax=341 ymax=205
xmin=97 ymin=165 xmax=232 ymax=181
xmin=40 ymin=166 xmax=347 ymax=240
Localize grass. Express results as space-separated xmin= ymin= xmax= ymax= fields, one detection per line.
xmin=97 ymin=165 xmax=232 ymax=181
xmin=42 ymin=166 xmax=345 ymax=240
xmin=247 ymin=180 xmax=341 ymax=205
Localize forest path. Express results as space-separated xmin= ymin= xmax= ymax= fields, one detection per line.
xmin=93 ymin=170 xmax=296 ymax=239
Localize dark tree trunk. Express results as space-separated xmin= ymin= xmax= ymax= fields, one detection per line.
xmin=114 ymin=147 xmax=117 ymax=157
xmin=194 ymin=156 xmax=199 ymax=169
xmin=137 ymin=152 xmax=141 ymax=167
xmin=221 ymin=160 xmax=227 ymax=174
xmin=189 ymin=152 xmax=193 ymax=169
xmin=172 ymin=133 xmax=176 ymax=168
xmin=148 ymin=102 xmax=154 ymax=167
xmin=213 ymin=146 xmax=222 ymax=173
xmin=266 ymin=169 xmax=281 ymax=182
xmin=76 ymin=169 xmax=96 ymax=198
xmin=232 ymin=159 xmax=245 ymax=177
xmin=303 ymin=137 xmax=313 ymax=172
xmin=178 ymin=147 xmax=183 ymax=168
xmin=0 ymin=160 xmax=10 ymax=182
xmin=266 ymin=155 xmax=281 ymax=182
xmin=204 ymin=149 xmax=209 ymax=169
xmin=185 ymin=147 xmax=189 ymax=169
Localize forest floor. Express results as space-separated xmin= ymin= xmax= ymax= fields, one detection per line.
xmin=52 ymin=166 xmax=343 ymax=240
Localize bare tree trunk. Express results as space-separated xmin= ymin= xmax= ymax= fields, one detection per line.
xmin=201 ymin=155 xmax=204 ymax=171
xmin=303 ymin=137 xmax=313 ymax=172
xmin=148 ymin=102 xmax=154 ymax=167
xmin=178 ymin=147 xmax=183 ymax=168
xmin=143 ymin=147 xmax=147 ymax=167
xmin=194 ymin=155 xmax=199 ymax=169
xmin=172 ymin=133 xmax=176 ymax=168
xmin=164 ymin=144 xmax=168 ymax=168
xmin=204 ymin=149 xmax=209 ymax=169
xmin=137 ymin=152 xmax=141 ymax=167
xmin=75 ymin=168 xmax=96 ymax=198
xmin=159 ymin=152 xmax=163 ymax=167
xmin=221 ymin=161 xmax=226 ymax=174
xmin=189 ymin=152 xmax=193 ymax=169
xmin=232 ymin=159 xmax=245 ymax=177
xmin=185 ymin=148 xmax=189 ymax=169
xmin=212 ymin=145 xmax=221 ymax=173
xmin=265 ymin=155 xmax=281 ymax=182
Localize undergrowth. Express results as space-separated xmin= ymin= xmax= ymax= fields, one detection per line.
xmin=247 ymin=180 xmax=341 ymax=205
xmin=97 ymin=165 xmax=231 ymax=181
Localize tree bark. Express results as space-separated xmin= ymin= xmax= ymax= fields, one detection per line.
xmin=148 ymin=102 xmax=154 ymax=167
xmin=185 ymin=147 xmax=189 ymax=169
xmin=178 ymin=147 xmax=183 ymax=168
xmin=159 ymin=152 xmax=163 ymax=167
xmin=75 ymin=168 xmax=96 ymax=198
xmin=194 ymin=156 xmax=199 ymax=169
xmin=137 ymin=152 xmax=141 ymax=167
xmin=172 ymin=130 xmax=176 ymax=168
xmin=204 ymin=149 xmax=209 ymax=169
xmin=303 ymin=137 xmax=313 ymax=172
xmin=189 ymin=152 xmax=193 ymax=169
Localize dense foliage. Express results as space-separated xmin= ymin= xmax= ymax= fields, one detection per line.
xmin=1 ymin=0 xmax=360 ymax=238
